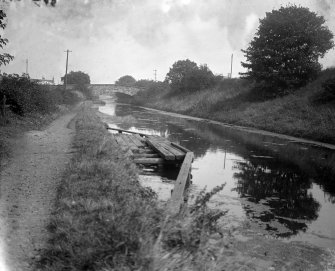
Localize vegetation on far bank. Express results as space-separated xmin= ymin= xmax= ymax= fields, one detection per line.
xmin=126 ymin=67 xmax=335 ymax=144
xmin=117 ymin=5 xmax=335 ymax=144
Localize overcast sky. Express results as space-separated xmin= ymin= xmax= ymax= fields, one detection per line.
xmin=1 ymin=0 xmax=334 ymax=83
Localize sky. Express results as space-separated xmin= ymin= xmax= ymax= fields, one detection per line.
xmin=0 ymin=0 xmax=334 ymax=84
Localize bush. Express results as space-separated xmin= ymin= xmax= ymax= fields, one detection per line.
xmin=0 ymin=74 xmax=58 ymax=115
xmin=52 ymin=85 xmax=81 ymax=105
xmin=0 ymin=74 xmax=81 ymax=116
xmin=76 ymin=84 xmax=94 ymax=100
xmin=311 ymin=69 xmax=335 ymax=104
xmin=134 ymin=79 xmax=155 ymax=89
xmin=133 ymin=81 xmax=170 ymax=104
xmin=322 ymin=77 xmax=335 ymax=99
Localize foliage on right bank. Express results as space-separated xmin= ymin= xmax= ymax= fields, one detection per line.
xmin=240 ymin=5 xmax=334 ymax=97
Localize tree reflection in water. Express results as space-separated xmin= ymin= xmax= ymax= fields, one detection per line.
xmin=233 ymin=159 xmax=320 ymax=237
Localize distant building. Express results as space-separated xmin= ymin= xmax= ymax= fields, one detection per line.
xmin=31 ymin=77 xmax=55 ymax=85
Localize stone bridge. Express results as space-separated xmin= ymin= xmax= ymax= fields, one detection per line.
xmin=88 ymin=84 xmax=141 ymax=96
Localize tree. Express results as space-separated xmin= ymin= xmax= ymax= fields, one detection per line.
xmin=183 ymin=64 xmax=215 ymax=92
xmin=115 ymin=75 xmax=136 ymax=87
xmin=240 ymin=5 xmax=334 ymax=96
xmin=165 ymin=60 xmax=215 ymax=92
xmin=61 ymin=71 xmax=90 ymax=85
xmin=0 ymin=10 xmax=14 ymax=66
xmin=165 ymin=59 xmax=198 ymax=92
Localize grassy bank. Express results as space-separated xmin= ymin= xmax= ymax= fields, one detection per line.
xmin=38 ymin=105 xmax=162 ymax=270
xmin=130 ymin=69 xmax=335 ymax=144
xmin=35 ymin=105 xmax=333 ymax=270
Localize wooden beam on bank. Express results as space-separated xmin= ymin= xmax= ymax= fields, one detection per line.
xmin=167 ymin=152 xmax=194 ymax=215
xmin=107 ymin=127 xmax=148 ymax=137
xmin=133 ymin=158 xmax=165 ymax=164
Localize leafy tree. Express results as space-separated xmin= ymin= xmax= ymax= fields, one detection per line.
xmin=115 ymin=75 xmax=136 ymax=87
xmin=241 ymin=5 xmax=334 ymax=96
xmin=165 ymin=59 xmax=198 ymax=92
xmin=166 ymin=60 xmax=215 ymax=92
xmin=61 ymin=71 xmax=90 ymax=85
xmin=183 ymin=64 xmax=215 ymax=92
xmin=0 ymin=10 xmax=14 ymax=66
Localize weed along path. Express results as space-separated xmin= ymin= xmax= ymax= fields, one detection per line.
xmin=0 ymin=110 xmax=77 ymax=271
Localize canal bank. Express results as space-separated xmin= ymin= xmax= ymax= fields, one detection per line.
xmin=21 ymin=100 xmax=333 ymax=270
xmin=97 ymin=97 xmax=335 ymax=270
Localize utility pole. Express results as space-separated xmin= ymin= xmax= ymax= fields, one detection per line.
xmin=230 ymin=53 xmax=233 ymax=78
xmin=25 ymin=58 xmax=29 ymax=76
xmin=64 ymin=49 xmax=72 ymax=90
xmin=154 ymin=69 xmax=157 ymax=82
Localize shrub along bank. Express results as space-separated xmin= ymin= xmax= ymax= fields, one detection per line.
xmin=130 ymin=68 xmax=335 ymax=144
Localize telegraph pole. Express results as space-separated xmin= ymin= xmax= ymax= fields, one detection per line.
xmin=154 ymin=69 xmax=157 ymax=82
xmin=230 ymin=53 xmax=233 ymax=78
xmin=25 ymin=58 xmax=29 ymax=76
xmin=64 ymin=49 xmax=72 ymax=90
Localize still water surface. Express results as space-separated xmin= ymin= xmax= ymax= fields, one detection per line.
xmin=99 ymin=97 xmax=335 ymax=249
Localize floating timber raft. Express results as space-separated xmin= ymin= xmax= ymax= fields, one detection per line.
xmin=107 ymin=127 xmax=194 ymax=215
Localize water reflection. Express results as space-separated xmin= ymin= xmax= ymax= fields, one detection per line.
xmin=99 ymin=99 xmax=335 ymax=248
xmin=233 ymin=159 xmax=320 ymax=237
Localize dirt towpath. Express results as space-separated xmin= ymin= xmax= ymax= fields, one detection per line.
xmin=0 ymin=110 xmax=77 ymax=271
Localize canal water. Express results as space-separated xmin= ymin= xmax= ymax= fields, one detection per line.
xmin=98 ymin=97 xmax=335 ymax=249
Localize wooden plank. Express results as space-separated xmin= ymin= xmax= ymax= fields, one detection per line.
xmin=134 ymin=134 xmax=146 ymax=142
xmin=132 ymin=153 xmax=161 ymax=158
xmin=128 ymin=135 xmax=144 ymax=148
xmin=171 ymin=142 xmax=192 ymax=153
xmin=125 ymin=134 xmax=139 ymax=148
xmin=148 ymin=135 xmax=166 ymax=142
xmin=133 ymin=158 xmax=165 ymax=164
xmin=159 ymin=142 xmax=185 ymax=160
xmin=122 ymin=135 xmax=138 ymax=149
xmin=146 ymin=139 xmax=175 ymax=160
xmin=167 ymin=152 xmax=194 ymax=214
xmin=113 ymin=135 xmax=133 ymax=157
xmin=109 ymin=134 xmax=119 ymax=146
xmin=147 ymin=136 xmax=185 ymax=159
xmin=118 ymin=135 xmax=131 ymax=148
xmin=132 ymin=148 xmax=155 ymax=154
xmin=114 ymin=135 xmax=127 ymax=147
xmin=107 ymin=127 xmax=148 ymax=137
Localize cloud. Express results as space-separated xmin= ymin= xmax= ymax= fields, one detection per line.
xmin=1 ymin=0 xmax=334 ymax=83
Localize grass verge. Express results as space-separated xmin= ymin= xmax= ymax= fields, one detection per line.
xmin=38 ymin=105 xmax=162 ymax=270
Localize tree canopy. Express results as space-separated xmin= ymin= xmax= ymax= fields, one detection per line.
xmin=61 ymin=71 xmax=90 ymax=85
xmin=115 ymin=75 xmax=136 ymax=87
xmin=0 ymin=10 xmax=14 ymax=66
xmin=240 ymin=5 xmax=334 ymax=95
xmin=165 ymin=59 xmax=215 ymax=92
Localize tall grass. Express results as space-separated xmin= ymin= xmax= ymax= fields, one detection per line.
xmin=38 ymin=106 xmax=162 ymax=270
